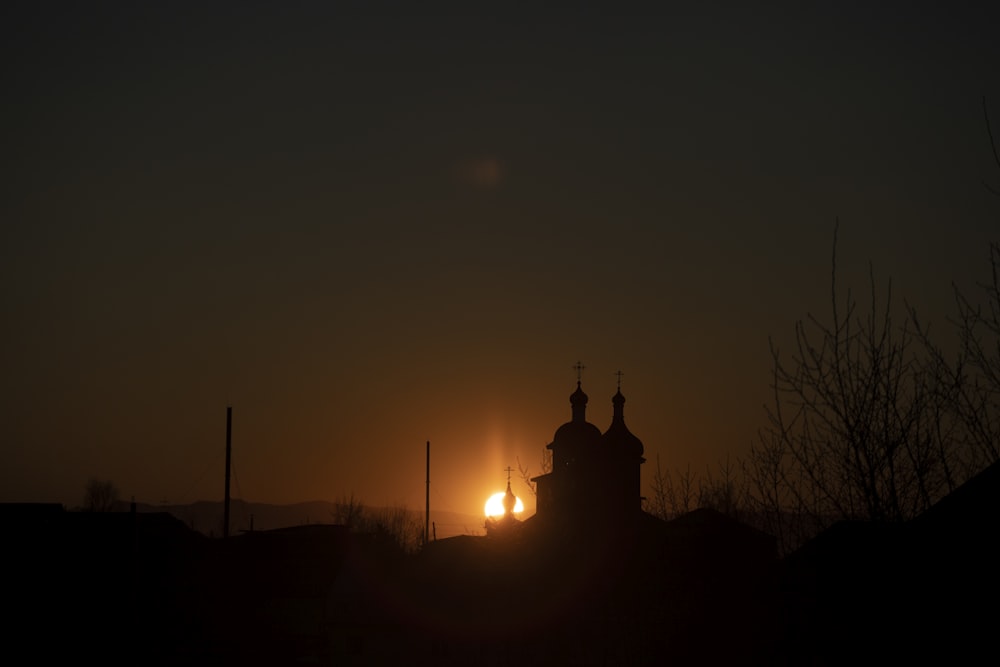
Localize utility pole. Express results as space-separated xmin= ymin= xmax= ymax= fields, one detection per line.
xmin=425 ymin=440 xmax=430 ymax=546
xmin=224 ymin=406 xmax=232 ymax=539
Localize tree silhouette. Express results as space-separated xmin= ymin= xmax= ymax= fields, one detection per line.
xmin=517 ymin=446 xmax=552 ymax=496
xmin=82 ymin=478 xmax=119 ymax=512
xmin=330 ymin=493 xmax=422 ymax=553
xmin=913 ymin=98 xmax=1000 ymax=478
xmin=743 ymin=101 xmax=1000 ymax=551
xmin=647 ymin=455 xmax=696 ymax=520
xmin=981 ymin=96 xmax=1000 ymax=196
xmin=748 ymin=223 xmax=958 ymax=549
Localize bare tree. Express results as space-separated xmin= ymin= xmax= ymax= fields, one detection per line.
xmin=83 ymin=478 xmax=119 ymax=512
xmin=517 ymin=446 xmax=552 ymax=496
xmin=746 ymin=100 xmax=1000 ymax=553
xmin=981 ymin=96 xmax=1000 ymax=197
xmin=751 ymin=224 xmax=958 ymax=547
xmin=647 ymin=454 xmax=672 ymax=520
xmin=745 ymin=430 xmax=804 ymax=553
xmin=647 ymin=455 xmax=698 ymax=521
xmin=368 ymin=503 xmax=424 ymax=554
xmin=911 ymin=100 xmax=1000 ymax=479
xmin=331 ymin=494 xmax=422 ymax=554
xmin=331 ymin=492 xmax=365 ymax=528
xmin=919 ymin=244 xmax=1000 ymax=473
xmin=697 ymin=454 xmax=748 ymax=519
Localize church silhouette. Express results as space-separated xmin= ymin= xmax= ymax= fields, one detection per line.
xmin=530 ymin=365 xmax=646 ymax=534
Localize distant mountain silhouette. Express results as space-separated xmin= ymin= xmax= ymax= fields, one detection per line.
xmin=122 ymin=499 xmax=485 ymax=538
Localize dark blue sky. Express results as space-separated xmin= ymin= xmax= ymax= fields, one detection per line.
xmin=2 ymin=2 xmax=998 ymax=515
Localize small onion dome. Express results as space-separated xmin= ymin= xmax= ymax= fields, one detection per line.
xmin=503 ymin=481 xmax=517 ymax=515
xmin=570 ymin=381 xmax=588 ymax=412
xmin=604 ymin=390 xmax=644 ymax=458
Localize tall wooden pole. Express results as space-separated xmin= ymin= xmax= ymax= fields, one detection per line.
xmin=425 ymin=440 xmax=430 ymax=546
xmin=224 ymin=406 xmax=232 ymax=539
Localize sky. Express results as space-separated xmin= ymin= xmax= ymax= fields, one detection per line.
xmin=2 ymin=2 xmax=998 ymax=518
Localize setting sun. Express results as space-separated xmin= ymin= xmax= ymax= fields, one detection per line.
xmin=484 ymin=491 xmax=524 ymax=517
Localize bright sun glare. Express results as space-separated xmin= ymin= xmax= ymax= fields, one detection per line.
xmin=484 ymin=491 xmax=524 ymax=517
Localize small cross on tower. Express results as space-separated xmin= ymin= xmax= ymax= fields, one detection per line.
xmin=574 ymin=361 xmax=586 ymax=382
xmin=615 ymin=369 xmax=624 ymax=391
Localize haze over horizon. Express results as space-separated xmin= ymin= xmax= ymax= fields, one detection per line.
xmin=3 ymin=2 xmax=998 ymax=518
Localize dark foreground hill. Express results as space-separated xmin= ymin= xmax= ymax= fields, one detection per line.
xmin=5 ymin=460 xmax=998 ymax=665
xmin=5 ymin=504 xmax=780 ymax=665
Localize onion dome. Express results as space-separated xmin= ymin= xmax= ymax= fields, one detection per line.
xmin=570 ymin=381 xmax=588 ymax=420
xmin=503 ymin=481 xmax=517 ymax=515
xmin=603 ymin=389 xmax=645 ymax=459
xmin=553 ymin=381 xmax=603 ymax=444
